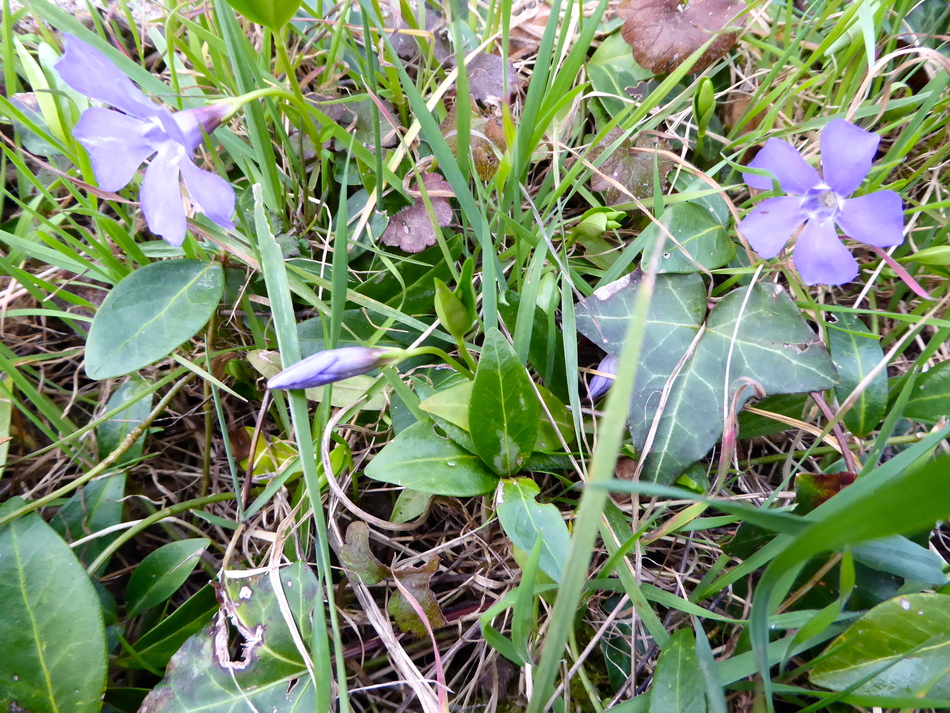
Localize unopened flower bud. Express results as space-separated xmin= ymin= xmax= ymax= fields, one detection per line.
xmin=588 ymin=355 xmax=618 ymax=399
xmin=267 ymin=347 xmax=402 ymax=390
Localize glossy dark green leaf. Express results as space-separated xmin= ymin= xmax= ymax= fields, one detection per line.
xmin=0 ymin=499 xmax=107 ymax=713
xmin=577 ymin=273 xmax=836 ymax=482
xmin=85 ymin=260 xmax=223 ymax=379
xmin=50 ymin=472 xmax=125 ymax=573
xmin=587 ymin=32 xmax=654 ymax=117
xmin=97 ymin=376 xmax=153 ymax=462
xmin=119 ymin=584 xmax=218 ymax=671
xmin=497 ymin=478 xmax=571 ymax=581
xmin=649 ymin=629 xmax=705 ymax=713
xmin=811 ymin=593 xmax=950 ymax=697
xmin=827 ymin=313 xmax=887 ymax=436
xmin=365 ymin=420 xmax=499 ymax=495
xmin=139 ymin=562 xmax=319 ymax=712
xmin=126 ymin=539 xmax=210 ymax=616
xmin=469 ymin=328 xmax=540 ymax=476
xmin=643 ymin=202 xmax=735 ymax=273
xmin=499 ymin=291 xmax=567 ymax=400
xmin=904 ymin=359 xmax=950 ymax=423
xmin=223 ymin=0 xmax=300 ymax=29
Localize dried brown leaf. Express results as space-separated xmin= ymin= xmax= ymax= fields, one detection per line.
xmin=465 ymin=52 xmax=519 ymax=106
xmin=618 ymin=0 xmax=746 ymax=74
xmin=590 ymin=129 xmax=672 ymax=205
xmin=442 ymin=106 xmax=507 ymax=180
xmin=388 ymin=556 xmax=448 ymax=636
xmin=339 ymin=522 xmax=390 ymax=585
xmin=381 ymin=174 xmax=454 ymax=253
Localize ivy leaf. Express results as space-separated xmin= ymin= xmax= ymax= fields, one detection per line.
xmin=577 ymin=273 xmax=837 ymax=482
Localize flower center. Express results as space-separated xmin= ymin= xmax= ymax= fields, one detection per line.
xmin=801 ymin=186 xmax=841 ymax=223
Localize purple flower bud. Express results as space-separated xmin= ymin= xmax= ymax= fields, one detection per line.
xmin=588 ymin=355 xmax=618 ymax=399
xmin=267 ymin=347 xmax=401 ymax=390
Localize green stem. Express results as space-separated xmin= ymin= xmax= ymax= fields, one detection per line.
xmin=405 ymin=347 xmax=475 ymax=379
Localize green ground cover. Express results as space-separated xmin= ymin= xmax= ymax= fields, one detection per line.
xmin=2 ymin=0 xmax=950 ymax=711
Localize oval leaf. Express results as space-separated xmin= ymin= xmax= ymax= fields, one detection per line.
xmin=85 ymin=260 xmax=223 ymax=380
xmin=139 ymin=562 xmax=320 ymax=711
xmin=827 ymin=314 xmax=887 ymax=437
xmin=126 ymin=538 xmax=210 ymax=616
xmin=365 ymin=420 xmax=499 ymax=496
xmin=904 ymin=359 xmax=950 ymax=424
xmin=811 ymin=593 xmax=950 ymax=697
xmin=97 ymin=376 xmax=153 ymax=462
xmin=50 ymin=472 xmax=126 ymax=574
xmin=497 ymin=478 xmax=571 ymax=581
xmin=0 ymin=500 xmax=107 ymax=713
xmin=469 ymin=328 xmax=539 ymax=476
xmin=224 ymin=0 xmax=301 ymax=29
xmin=648 ymin=629 xmax=705 ymax=713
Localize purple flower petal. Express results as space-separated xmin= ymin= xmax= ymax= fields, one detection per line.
xmin=793 ymin=219 xmax=859 ymax=285
xmin=173 ymin=104 xmax=231 ymax=152
xmin=56 ymin=35 xmax=160 ymax=120
xmin=743 ymin=138 xmax=821 ymax=195
xmin=140 ymin=145 xmax=187 ymax=247
xmin=820 ymin=119 xmax=880 ymax=196
xmin=72 ymin=108 xmax=156 ymax=191
xmin=737 ymin=196 xmax=806 ymax=259
xmin=835 ymin=191 xmax=904 ymax=248
xmin=179 ymin=158 xmax=236 ymax=230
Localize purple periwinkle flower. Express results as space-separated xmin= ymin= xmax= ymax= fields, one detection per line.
xmin=588 ymin=355 xmax=618 ymax=399
xmin=267 ymin=347 xmax=402 ymax=390
xmin=738 ymin=119 xmax=904 ymax=286
xmin=55 ymin=34 xmax=235 ymax=247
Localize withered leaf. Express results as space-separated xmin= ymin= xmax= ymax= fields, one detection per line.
xmin=381 ymin=173 xmax=454 ymax=253
xmin=590 ymin=129 xmax=673 ymax=206
xmin=619 ymin=0 xmax=746 ymax=74
xmin=465 ymin=52 xmax=519 ymax=106
xmin=339 ymin=521 xmax=391 ymax=585
xmin=442 ymin=105 xmax=507 ymax=180
xmin=388 ymin=556 xmax=448 ymax=637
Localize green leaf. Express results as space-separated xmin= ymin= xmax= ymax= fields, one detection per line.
xmin=419 ymin=380 xmax=473 ymax=431
xmin=97 ymin=376 xmax=153 ymax=463
xmin=0 ymin=500 xmax=107 ymax=713
xmin=577 ymin=274 xmax=837 ymax=483
xmin=644 ymin=203 xmax=736 ymax=274
xmin=811 ymin=593 xmax=950 ymax=697
xmin=223 ymin=0 xmax=301 ymax=29
xmin=126 ymin=538 xmax=210 ymax=616
xmin=365 ymin=420 xmax=499 ymax=495
xmin=391 ymin=489 xmax=433 ymax=523
xmin=85 ymin=261 xmax=223 ymax=380
xmin=50 ymin=472 xmax=125 ymax=574
xmin=587 ymin=32 xmax=654 ymax=117
xmin=139 ymin=562 xmax=320 ymax=711
xmin=497 ymin=478 xmax=572 ymax=581
xmin=469 ymin=328 xmax=540 ymax=476
xmin=119 ymin=585 xmax=218 ymax=671
xmin=827 ymin=314 xmax=887 ymax=437
xmin=648 ymin=629 xmax=706 ymax=713
xmin=904 ymin=359 xmax=950 ymax=423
